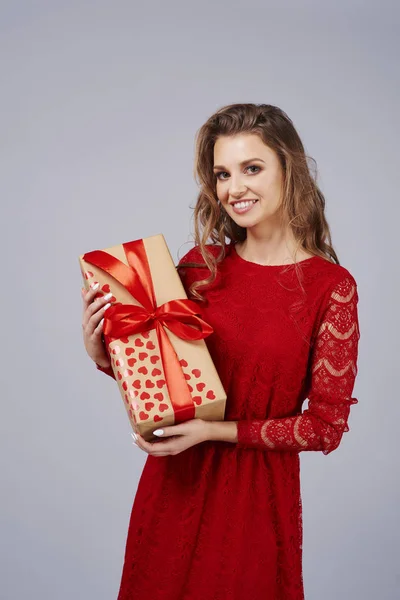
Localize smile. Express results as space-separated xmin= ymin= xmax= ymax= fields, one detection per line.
xmin=230 ymin=199 xmax=258 ymax=214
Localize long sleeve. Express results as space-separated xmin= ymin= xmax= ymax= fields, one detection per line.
xmin=237 ymin=275 xmax=360 ymax=455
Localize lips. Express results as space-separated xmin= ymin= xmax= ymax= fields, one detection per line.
xmin=229 ymin=199 xmax=258 ymax=206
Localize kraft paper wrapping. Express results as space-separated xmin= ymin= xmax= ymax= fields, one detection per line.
xmin=79 ymin=234 xmax=226 ymax=441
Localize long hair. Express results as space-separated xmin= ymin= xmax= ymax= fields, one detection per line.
xmin=180 ymin=103 xmax=339 ymax=301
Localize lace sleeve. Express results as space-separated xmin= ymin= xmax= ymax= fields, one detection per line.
xmin=237 ymin=275 xmax=360 ymax=455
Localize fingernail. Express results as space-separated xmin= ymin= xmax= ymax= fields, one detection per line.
xmin=104 ymin=292 xmax=112 ymax=301
xmin=153 ymin=429 xmax=164 ymax=436
xmin=103 ymin=303 xmax=111 ymax=311
xmin=90 ymin=282 xmax=99 ymax=290
xmin=100 ymin=318 xmax=104 ymax=328
xmin=131 ymin=432 xmax=137 ymax=441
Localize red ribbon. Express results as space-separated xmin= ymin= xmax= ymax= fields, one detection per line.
xmin=83 ymin=240 xmax=213 ymax=422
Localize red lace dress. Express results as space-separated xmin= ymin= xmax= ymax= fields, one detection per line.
xmin=97 ymin=242 xmax=360 ymax=600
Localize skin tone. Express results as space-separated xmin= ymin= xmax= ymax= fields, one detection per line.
xmin=82 ymin=133 xmax=312 ymax=456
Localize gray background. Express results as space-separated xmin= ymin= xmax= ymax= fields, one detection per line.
xmin=1 ymin=1 xmax=399 ymax=599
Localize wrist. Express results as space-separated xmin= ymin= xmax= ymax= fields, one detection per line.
xmin=204 ymin=420 xmax=238 ymax=443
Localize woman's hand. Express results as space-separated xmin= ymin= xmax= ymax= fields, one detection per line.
xmin=132 ymin=418 xmax=211 ymax=456
xmin=81 ymin=284 xmax=113 ymax=368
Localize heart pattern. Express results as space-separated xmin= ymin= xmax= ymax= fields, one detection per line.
xmin=109 ymin=332 xmax=219 ymax=428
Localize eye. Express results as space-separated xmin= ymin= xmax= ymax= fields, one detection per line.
xmin=215 ymin=165 xmax=261 ymax=180
xmin=246 ymin=165 xmax=261 ymax=174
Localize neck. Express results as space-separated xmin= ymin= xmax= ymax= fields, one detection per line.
xmin=237 ymin=226 xmax=303 ymax=266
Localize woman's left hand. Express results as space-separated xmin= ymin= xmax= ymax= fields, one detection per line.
xmin=132 ymin=418 xmax=210 ymax=456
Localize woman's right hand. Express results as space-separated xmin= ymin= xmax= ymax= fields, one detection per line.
xmin=81 ymin=284 xmax=113 ymax=368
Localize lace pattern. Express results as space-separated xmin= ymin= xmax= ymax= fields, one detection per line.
xmin=237 ymin=276 xmax=360 ymax=454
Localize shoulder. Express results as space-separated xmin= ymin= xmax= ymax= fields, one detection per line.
xmin=312 ymin=256 xmax=358 ymax=291
xmin=177 ymin=243 xmax=223 ymax=267
xmin=310 ymin=258 xmax=359 ymax=325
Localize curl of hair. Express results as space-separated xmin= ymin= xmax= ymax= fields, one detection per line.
xmin=178 ymin=103 xmax=339 ymax=302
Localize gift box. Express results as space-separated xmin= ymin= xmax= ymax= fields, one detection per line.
xmin=79 ymin=234 xmax=226 ymax=441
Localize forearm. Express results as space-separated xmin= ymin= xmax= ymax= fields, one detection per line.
xmin=206 ymin=420 xmax=239 ymax=443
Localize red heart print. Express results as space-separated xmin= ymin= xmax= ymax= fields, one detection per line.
xmin=128 ymin=358 xmax=137 ymax=367
xmin=122 ymin=381 xmax=128 ymax=391
xmin=139 ymin=411 xmax=149 ymax=421
xmin=139 ymin=352 xmax=148 ymax=361
xmin=138 ymin=366 xmax=148 ymax=375
xmin=156 ymin=379 xmax=166 ymax=389
xmin=140 ymin=392 xmax=150 ymax=400
xmin=154 ymin=415 xmax=163 ymax=422
xmin=145 ymin=379 xmax=155 ymax=389
xmin=145 ymin=402 xmax=155 ymax=411
xmin=192 ymin=369 xmax=201 ymax=378
xmin=151 ymin=368 xmax=161 ymax=377
xmin=206 ymin=390 xmax=216 ymax=400
xmin=123 ymin=368 xmax=133 ymax=377
xmin=94 ymin=292 xmax=103 ymax=300
xmin=196 ymin=383 xmax=206 ymax=392
xmin=132 ymin=413 xmax=137 ymax=423
xmin=85 ymin=271 xmax=94 ymax=279
xmin=150 ymin=355 xmax=160 ymax=364
xmin=141 ymin=331 xmax=150 ymax=339
xmin=112 ymin=346 xmax=121 ymax=355
xmin=120 ymin=337 xmax=130 ymax=344
xmin=193 ymin=396 xmax=202 ymax=406
xmin=115 ymin=358 xmax=124 ymax=367
xmin=179 ymin=359 xmax=188 ymax=367
xmin=188 ymin=384 xmax=193 ymax=392
xmin=102 ymin=284 xmax=110 ymax=293
xmin=184 ymin=373 xmax=191 ymax=380
xmin=129 ymin=408 xmax=133 ymax=417
xmin=124 ymin=394 xmax=129 ymax=404
xmin=146 ymin=341 xmax=156 ymax=350
xmin=135 ymin=339 xmax=144 ymax=347
xmin=132 ymin=380 xmax=141 ymax=389
xmin=159 ymin=403 xmax=168 ymax=412
xmin=110 ymin=296 xmax=116 ymax=302
xmin=117 ymin=372 xmax=122 ymax=380
xmin=154 ymin=393 xmax=164 ymax=401
xmin=125 ymin=347 xmax=135 ymax=356
xmin=129 ymin=389 xmax=139 ymax=398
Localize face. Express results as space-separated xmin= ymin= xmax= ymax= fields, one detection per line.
xmin=213 ymin=133 xmax=285 ymax=230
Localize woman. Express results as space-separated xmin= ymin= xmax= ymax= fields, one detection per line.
xmin=81 ymin=103 xmax=360 ymax=600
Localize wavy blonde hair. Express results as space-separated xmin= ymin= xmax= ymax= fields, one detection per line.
xmin=179 ymin=103 xmax=339 ymax=301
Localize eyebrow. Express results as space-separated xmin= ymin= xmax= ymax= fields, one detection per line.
xmin=213 ymin=158 xmax=266 ymax=170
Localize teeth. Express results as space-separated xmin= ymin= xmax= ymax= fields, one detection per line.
xmin=234 ymin=200 xmax=256 ymax=209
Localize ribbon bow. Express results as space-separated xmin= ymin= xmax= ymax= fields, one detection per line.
xmin=83 ymin=239 xmax=213 ymax=422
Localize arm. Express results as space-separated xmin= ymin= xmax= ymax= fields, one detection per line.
xmin=207 ymin=275 xmax=360 ymax=455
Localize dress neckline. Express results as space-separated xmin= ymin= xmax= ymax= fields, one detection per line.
xmin=230 ymin=242 xmax=320 ymax=268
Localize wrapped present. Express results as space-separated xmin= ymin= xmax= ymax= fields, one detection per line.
xmin=79 ymin=234 xmax=226 ymax=441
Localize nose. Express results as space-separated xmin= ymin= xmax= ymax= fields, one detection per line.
xmin=228 ymin=174 xmax=247 ymax=198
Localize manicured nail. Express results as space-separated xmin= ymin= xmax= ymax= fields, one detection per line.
xmin=153 ymin=429 xmax=164 ymax=436
xmin=90 ymin=282 xmax=99 ymax=290
xmin=103 ymin=292 xmax=112 ymax=301
xmin=103 ymin=303 xmax=111 ymax=311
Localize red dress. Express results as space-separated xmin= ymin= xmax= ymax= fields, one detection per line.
xmin=98 ymin=242 xmax=360 ymax=600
